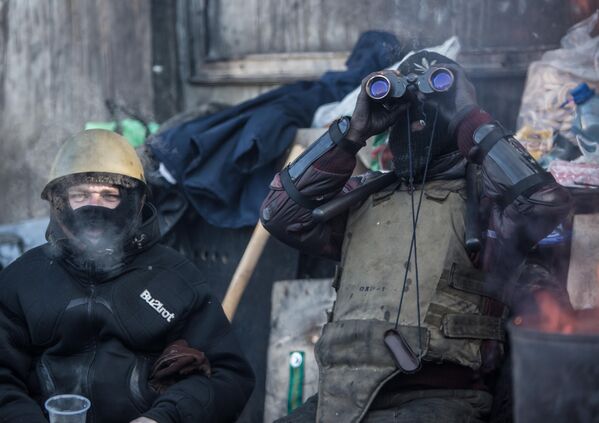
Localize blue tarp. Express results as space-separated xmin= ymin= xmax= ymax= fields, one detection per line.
xmin=149 ymin=31 xmax=402 ymax=228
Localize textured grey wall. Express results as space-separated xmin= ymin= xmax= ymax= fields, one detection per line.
xmin=0 ymin=0 xmax=154 ymax=224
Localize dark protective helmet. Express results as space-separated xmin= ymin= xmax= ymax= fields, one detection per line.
xmin=41 ymin=129 xmax=146 ymax=200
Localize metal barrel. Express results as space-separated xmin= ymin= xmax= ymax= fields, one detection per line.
xmin=509 ymin=321 xmax=599 ymax=423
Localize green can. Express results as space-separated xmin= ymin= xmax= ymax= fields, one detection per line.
xmin=287 ymin=351 xmax=305 ymax=414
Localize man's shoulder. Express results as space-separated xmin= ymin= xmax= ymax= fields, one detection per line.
xmin=0 ymin=244 xmax=56 ymax=302
xmin=1 ymin=244 xmax=52 ymax=275
xmin=137 ymin=243 xmax=189 ymax=266
xmin=135 ymin=243 xmax=204 ymax=283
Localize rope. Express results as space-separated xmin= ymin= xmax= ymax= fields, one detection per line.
xmin=393 ymin=106 xmax=439 ymax=357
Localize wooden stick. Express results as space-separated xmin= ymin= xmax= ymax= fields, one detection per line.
xmin=222 ymin=143 xmax=305 ymax=321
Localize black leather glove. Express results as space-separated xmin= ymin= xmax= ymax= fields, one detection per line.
xmin=423 ymin=62 xmax=479 ymax=138
xmin=346 ymin=70 xmax=408 ymax=145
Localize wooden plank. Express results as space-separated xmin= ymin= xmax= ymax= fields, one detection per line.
xmin=184 ymin=0 xmax=599 ymax=89
xmin=567 ymin=214 xmax=599 ymax=310
xmin=187 ymin=46 xmax=547 ymax=86
xmin=264 ymin=279 xmax=335 ymax=423
xmin=186 ymin=0 xmax=599 ymax=65
xmin=189 ymin=51 xmax=348 ymax=85
xmin=151 ymin=0 xmax=182 ymax=121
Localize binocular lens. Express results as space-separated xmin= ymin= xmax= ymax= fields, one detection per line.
xmin=367 ymin=77 xmax=391 ymax=99
xmin=430 ymin=69 xmax=453 ymax=92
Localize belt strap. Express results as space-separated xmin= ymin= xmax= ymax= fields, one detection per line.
xmin=280 ymin=169 xmax=324 ymax=210
xmin=448 ymin=266 xmax=507 ymax=304
xmin=442 ymin=314 xmax=505 ymax=342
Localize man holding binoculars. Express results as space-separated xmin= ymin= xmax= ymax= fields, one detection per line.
xmin=260 ymin=51 xmax=571 ymax=422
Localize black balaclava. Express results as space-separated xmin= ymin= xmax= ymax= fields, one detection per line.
xmin=389 ymin=51 xmax=459 ymax=181
xmin=47 ymin=175 xmax=144 ymax=274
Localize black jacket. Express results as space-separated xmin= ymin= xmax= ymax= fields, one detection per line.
xmin=0 ymin=205 xmax=254 ymax=423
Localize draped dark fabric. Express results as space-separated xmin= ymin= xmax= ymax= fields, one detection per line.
xmin=149 ymin=31 xmax=402 ymax=228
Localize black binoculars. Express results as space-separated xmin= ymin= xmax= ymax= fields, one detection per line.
xmin=365 ymin=67 xmax=454 ymax=102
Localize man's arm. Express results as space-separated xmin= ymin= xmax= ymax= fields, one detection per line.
xmin=424 ymin=62 xmax=571 ymax=258
xmin=260 ymin=71 xmax=406 ymax=260
xmin=260 ymin=141 xmax=364 ymax=261
xmin=456 ymin=108 xmax=571 ymax=308
xmin=0 ymin=268 xmax=47 ymax=423
xmin=432 ymin=63 xmax=572 ymax=306
xmin=140 ymin=263 xmax=255 ymax=423
xmin=455 ymin=107 xmax=571 ymax=264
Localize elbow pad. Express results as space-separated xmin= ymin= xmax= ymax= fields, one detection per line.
xmin=472 ymin=122 xmax=554 ymax=206
xmin=280 ymin=116 xmax=357 ymax=209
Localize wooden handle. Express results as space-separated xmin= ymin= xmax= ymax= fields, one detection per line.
xmin=222 ymin=223 xmax=270 ymax=320
xmin=222 ymin=143 xmax=306 ymax=321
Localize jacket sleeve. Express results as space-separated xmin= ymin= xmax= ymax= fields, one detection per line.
xmin=142 ymin=262 xmax=255 ymax=423
xmin=260 ymin=146 xmax=369 ymax=261
xmin=0 ymin=266 xmax=48 ymax=423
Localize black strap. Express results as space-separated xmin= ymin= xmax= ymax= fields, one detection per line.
xmin=477 ymin=125 xmax=512 ymax=160
xmin=331 ymin=116 xmax=362 ymax=155
xmin=448 ymin=267 xmax=507 ymax=304
xmin=288 ymin=117 xmax=356 ymax=180
xmin=280 ymin=169 xmax=323 ymax=210
xmin=329 ymin=119 xmax=345 ymax=143
xmin=502 ymin=172 xmax=555 ymax=206
xmin=288 ymin=135 xmax=335 ymax=180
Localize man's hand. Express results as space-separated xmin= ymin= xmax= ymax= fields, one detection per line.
xmin=130 ymin=418 xmax=158 ymax=423
xmin=423 ymin=63 xmax=478 ymax=136
xmin=345 ymin=70 xmax=408 ymax=145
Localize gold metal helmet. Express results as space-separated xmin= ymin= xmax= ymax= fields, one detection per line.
xmin=41 ymin=129 xmax=146 ymax=200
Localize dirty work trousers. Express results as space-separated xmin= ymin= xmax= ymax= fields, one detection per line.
xmin=275 ymin=389 xmax=493 ymax=423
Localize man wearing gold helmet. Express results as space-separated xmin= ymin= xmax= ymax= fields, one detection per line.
xmin=0 ymin=129 xmax=254 ymax=422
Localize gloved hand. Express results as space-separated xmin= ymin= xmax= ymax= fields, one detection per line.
xmin=149 ymin=339 xmax=211 ymax=393
xmin=345 ymin=70 xmax=408 ymax=145
xmin=423 ymin=63 xmax=479 ymax=139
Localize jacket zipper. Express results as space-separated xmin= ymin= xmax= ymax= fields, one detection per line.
xmin=86 ymin=278 xmax=97 ymax=423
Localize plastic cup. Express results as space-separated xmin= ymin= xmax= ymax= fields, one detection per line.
xmin=44 ymin=394 xmax=91 ymax=423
